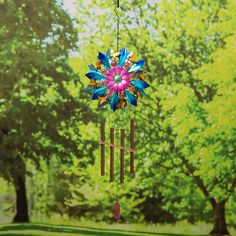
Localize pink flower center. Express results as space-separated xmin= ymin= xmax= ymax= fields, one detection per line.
xmin=105 ymin=67 xmax=131 ymax=92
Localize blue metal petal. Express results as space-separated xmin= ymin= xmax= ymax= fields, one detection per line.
xmin=125 ymin=91 xmax=137 ymax=106
xmin=85 ymin=71 xmax=105 ymax=80
xmin=88 ymin=64 xmax=96 ymax=71
xmin=92 ymin=87 xmax=107 ymax=100
xmin=131 ymin=80 xmax=149 ymax=89
xmin=118 ymin=48 xmax=129 ymax=67
xmin=137 ymin=69 xmax=147 ymax=73
xmin=98 ymin=52 xmax=111 ymax=69
xmin=128 ymin=60 xmax=145 ymax=73
xmin=119 ymin=48 xmax=128 ymax=56
xmin=110 ymin=92 xmax=119 ymax=111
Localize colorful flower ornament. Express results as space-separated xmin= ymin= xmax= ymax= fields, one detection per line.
xmin=86 ymin=48 xmax=149 ymax=111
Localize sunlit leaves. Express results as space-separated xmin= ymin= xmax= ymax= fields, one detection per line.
xmin=63 ymin=80 xmax=81 ymax=98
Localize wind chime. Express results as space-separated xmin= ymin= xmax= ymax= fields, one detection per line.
xmin=100 ymin=119 xmax=135 ymax=183
xmin=85 ymin=0 xmax=149 ymax=220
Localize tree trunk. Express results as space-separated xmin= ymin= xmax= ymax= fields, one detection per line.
xmin=209 ymin=201 xmax=230 ymax=236
xmin=13 ymin=175 xmax=29 ymax=223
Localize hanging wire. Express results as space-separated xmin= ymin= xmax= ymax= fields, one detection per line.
xmin=114 ymin=0 xmax=120 ymax=52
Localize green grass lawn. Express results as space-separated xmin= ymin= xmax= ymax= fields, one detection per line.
xmin=0 ymin=223 xmax=235 ymax=236
xmin=0 ymin=223 xmax=166 ymax=236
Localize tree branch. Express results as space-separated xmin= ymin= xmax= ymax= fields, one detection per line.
xmin=180 ymin=155 xmax=216 ymax=207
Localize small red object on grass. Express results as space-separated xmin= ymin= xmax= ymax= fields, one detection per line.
xmin=113 ymin=202 xmax=120 ymax=220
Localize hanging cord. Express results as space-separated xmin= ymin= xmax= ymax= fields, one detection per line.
xmin=114 ymin=0 xmax=120 ymax=52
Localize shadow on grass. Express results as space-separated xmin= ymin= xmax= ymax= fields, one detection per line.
xmin=0 ymin=234 xmax=38 ymax=236
xmin=0 ymin=223 xmax=207 ymax=236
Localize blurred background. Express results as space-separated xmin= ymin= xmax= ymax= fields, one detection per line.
xmin=0 ymin=0 xmax=235 ymax=235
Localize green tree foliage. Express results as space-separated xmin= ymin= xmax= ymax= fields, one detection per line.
xmin=0 ymin=0 xmax=96 ymax=222
xmin=68 ymin=0 xmax=236 ymax=234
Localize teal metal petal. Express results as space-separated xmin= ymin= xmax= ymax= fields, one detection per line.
xmin=125 ymin=91 xmax=137 ymax=106
xmin=85 ymin=71 xmax=105 ymax=80
xmin=118 ymin=48 xmax=129 ymax=67
xmin=88 ymin=64 xmax=96 ymax=71
xmin=98 ymin=52 xmax=111 ymax=69
xmin=86 ymin=87 xmax=97 ymax=93
xmin=92 ymin=87 xmax=107 ymax=100
xmin=131 ymin=80 xmax=149 ymax=89
xmin=138 ymin=88 xmax=146 ymax=96
xmin=106 ymin=48 xmax=111 ymax=58
xmin=128 ymin=60 xmax=145 ymax=73
xmin=110 ymin=92 xmax=119 ymax=111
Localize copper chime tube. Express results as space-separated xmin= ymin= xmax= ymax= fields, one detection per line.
xmin=130 ymin=119 xmax=135 ymax=174
xmin=100 ymin=121 xmax=105 ymax=176
xmin=120 ymin=129 xmax=125 ymax=183
xmin=110 ymin=128 xmax=115 ymax=182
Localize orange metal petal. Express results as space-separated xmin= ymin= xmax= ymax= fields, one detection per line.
xmin=117 ymin=100 xmax=127 ymax=110
xmin=91 ymin=63 xmax=97 ymax=70
xmin=98 ymin=95 xmax=106 ymax=99
xmin=121 ymin=100 xmax=127 ymax=110
xmin=139 ymin=72 xmax=147 ymax=80
xmin=100 ymin=99 xmax=108 ymax=106
xmin=137 ymin=91 xmax=142 ymax=97
xmin=88 ymin=79 xmax=97 ymax=87
xmin=96 ymin=60 xmax=101 ymax=69
xmin=129 ymin=53 xmax=137 ymax=63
